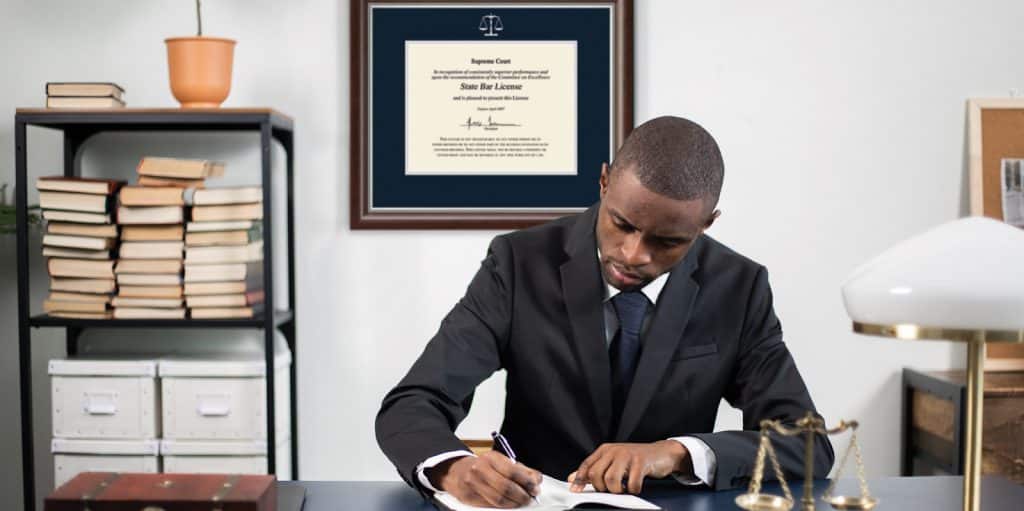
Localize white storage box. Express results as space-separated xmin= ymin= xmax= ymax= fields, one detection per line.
xmin=52 ymin=438 xmax=159 ymax=488
xmin=160 ymin=439 xmax=292 ymax=480
xmin=49 ymin=359 xmax=159 ymax=439
xmin=159 ymin=344 xmax=291 ymax=441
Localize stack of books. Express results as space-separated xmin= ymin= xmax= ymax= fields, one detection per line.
xmin=37 ymin=177 xmax=122 ymax=319
xmin=184 ymin=186 xmax=265 ymax=319
xmin=46 ymin=82 xmax=125 ymax=109
xmin=112 ymin=157 xmax=225 ymax=319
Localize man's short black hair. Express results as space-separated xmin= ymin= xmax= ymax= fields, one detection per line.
xmin=610 ymin=116 xmax=724 ymax=204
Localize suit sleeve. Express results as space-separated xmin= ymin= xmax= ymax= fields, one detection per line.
xmin=691 ymin=266 xmax=835 ymax=491
xmin=375 ymin=236 xmax=514 ymax=491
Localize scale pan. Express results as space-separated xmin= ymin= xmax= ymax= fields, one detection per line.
xmin=824 ymin=495 xmax=878 ymax=510
xmin=735 ymin=493 xmax=794 ymax=511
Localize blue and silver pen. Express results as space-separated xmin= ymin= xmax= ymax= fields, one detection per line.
xmin=491 ymin=431 xmax=539 ymax=503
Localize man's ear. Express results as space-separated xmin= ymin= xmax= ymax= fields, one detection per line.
xmin=702 ymin=209 xmax=721 ymax=230
xmin=599 ymin=163 xmax=610 ymax=198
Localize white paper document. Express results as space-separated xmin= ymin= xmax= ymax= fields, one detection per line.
xmin=434 ymin=474 xmax=660 ymax=510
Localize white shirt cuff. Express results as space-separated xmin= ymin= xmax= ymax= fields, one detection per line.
xmin=415 ymin=450 xmax=475 ymax=492
xmin=668 ymin=436 xmax=716 ymax=487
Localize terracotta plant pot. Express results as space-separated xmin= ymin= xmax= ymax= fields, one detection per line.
xmin=165 ymin=36 xmax=236 ymax=108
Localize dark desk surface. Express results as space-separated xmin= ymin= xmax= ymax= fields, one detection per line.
xmin=283 ymin=476 xmax=1023 ymax=510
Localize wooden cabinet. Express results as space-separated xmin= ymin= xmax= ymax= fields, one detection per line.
xmin=902 ymin=368 xmax=1024 ymax=483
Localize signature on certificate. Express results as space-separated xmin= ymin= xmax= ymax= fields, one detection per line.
xmin=460 ymin=116 xmax=522 ymax=130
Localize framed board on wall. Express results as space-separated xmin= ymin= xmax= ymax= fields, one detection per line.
xmin=350 ymin=0 xmax=634 ymax=229
xmin=967 ymin=97 xmax=1024 ymax=370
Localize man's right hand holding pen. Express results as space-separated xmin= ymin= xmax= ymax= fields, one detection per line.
xmin=427 ymin=451 xmax=543 ymax=508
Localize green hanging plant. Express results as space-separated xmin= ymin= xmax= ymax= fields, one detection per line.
xmin=0 ymin=183 xmax=42 ymax=234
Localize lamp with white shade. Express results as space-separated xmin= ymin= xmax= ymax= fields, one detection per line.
xmin=841 ymin=216 xmax=1024 ymax=511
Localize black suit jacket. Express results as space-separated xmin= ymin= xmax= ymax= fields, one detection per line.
xmin=376 ymin=204 xmax=834 ymax=492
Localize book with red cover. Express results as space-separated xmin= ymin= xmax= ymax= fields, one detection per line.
xmin=45 ymin=472 xmax=276 ymax=511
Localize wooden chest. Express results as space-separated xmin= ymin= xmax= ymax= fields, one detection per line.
xmin=45 ymin=472 xmax=276 ymax=511
xmin=902 ymin=368 xmax=1024 ymax=484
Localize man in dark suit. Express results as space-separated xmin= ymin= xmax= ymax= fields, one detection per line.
xmin=376 ymin=116 xmax=833 ymax=508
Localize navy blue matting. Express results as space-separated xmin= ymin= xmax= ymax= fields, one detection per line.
xmin=370 ymin=6 xmax=611 ymax=209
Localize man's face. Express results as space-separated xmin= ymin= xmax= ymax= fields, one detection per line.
xmin=596 ymin=164 xmax=719 ymax=291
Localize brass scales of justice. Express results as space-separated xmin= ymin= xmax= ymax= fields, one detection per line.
xmin=735 ymin=412 xmax=876 ymax=511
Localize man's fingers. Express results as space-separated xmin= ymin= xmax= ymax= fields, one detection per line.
xmin=605 ymin=456 xmax=630 ymax=494
xmin=459 ymin=488 xmax=489 ymax=508
xmin=466 ymin=474 xmax=518 ymax=509
xmin=627 ymin=457 xmax=646 ymax=494
xmin=570 ymin=458 xmax=594 ymax=491
xmin=488 ymin=454 xmax=542 ymax=495
xmin=571 ymin=444 xmax=610 ymax=491
xmin=477 ymin=459 xmax=534 ymax=507
xmin=586 ymin=450 xmax=616 ymax=493
xmin=481 ymin=473 xmax=533 ymax=508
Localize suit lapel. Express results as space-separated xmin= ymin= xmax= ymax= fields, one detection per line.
xmin=615 ymin=241 xmax=702 ymax=441
xmin=559 ymin=205 xmax=613 ymax=440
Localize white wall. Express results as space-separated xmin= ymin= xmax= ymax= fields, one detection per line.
xmin=4 ymin=0 xmax=1023 ymax=506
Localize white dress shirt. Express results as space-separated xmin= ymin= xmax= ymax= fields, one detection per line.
xmin=415 ymin=262 xmax=717 ymax=491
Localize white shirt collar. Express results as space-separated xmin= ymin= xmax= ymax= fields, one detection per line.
xmin=598 ymin=249 xmax=670 ymax=305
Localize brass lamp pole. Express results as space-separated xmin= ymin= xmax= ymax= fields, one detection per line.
xmin=839 ymin=217 xmax=1024 ymax=511
xmin=851 ymin=324 xmax=1024 ymax=511
xmin=841 ymin=217 xmax=1024 ymax=511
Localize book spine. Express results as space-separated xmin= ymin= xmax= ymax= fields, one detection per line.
xmin=245 ymin=262 xmax=264 ymax=289
xmin=248 ymin=225 xmax=264 ymax=243
xmin=37 ymin=176 xmax=120 ymax=194
xmin=246 ymin=289 xmax=265 ymax=305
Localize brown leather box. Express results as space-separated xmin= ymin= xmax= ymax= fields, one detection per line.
xmin=45 ymin=472 xmax=276 ymax=511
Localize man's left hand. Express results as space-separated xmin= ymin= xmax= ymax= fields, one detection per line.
xmin=568 ymin=440 xmax=692 ymax=494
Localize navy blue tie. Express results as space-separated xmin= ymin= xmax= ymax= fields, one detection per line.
xmin=610 ymin=291 xmax=649 ymax=430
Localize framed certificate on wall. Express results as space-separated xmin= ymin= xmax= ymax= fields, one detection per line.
xmin=350 ymin=0 xmax=634 ymax=229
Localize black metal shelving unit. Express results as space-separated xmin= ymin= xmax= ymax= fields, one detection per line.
xmin=14 ymin=108 xmax=298 ymax=511
xmin=901 ymin=368 xmax=966 ymax=477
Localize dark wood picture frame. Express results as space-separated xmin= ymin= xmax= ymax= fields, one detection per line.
xmin=350 ymin=0 xmax=634 ymax=229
